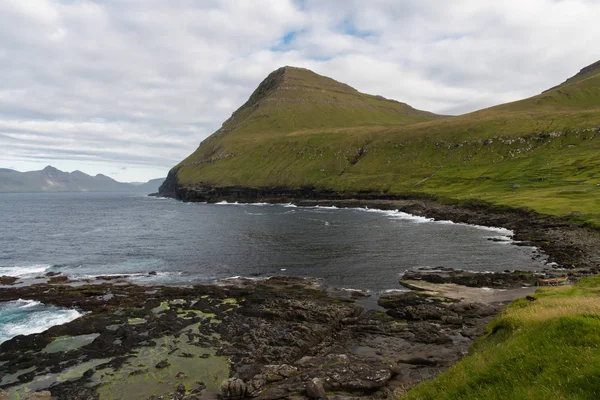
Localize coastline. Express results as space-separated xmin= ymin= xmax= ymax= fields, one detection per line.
xmin=159 ymin=183 xmax=600 ymax=275
xmin=0 ymin=273 xmax=532 ymax=400
xmin=2 ymin=193 xmax=599 ymax=399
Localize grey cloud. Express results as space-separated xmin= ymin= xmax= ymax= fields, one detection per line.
xmin=0 ymin=0 xmax=599 ymax=181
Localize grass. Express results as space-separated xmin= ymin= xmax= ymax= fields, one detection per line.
xmin=171 ymin=63 xmax=600 ymax=226
xmin=402 ymin=275 xmax=600 ymax=400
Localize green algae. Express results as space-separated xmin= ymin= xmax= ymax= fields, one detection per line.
xmin=151 ymin=301 xmax=170 ymax=314
xmin=127 ymin=318 xmax=146 ymax=325
xmin=91 ymin=323 xmax=229 ymax=400
xmin=221 ymin=297 xmax=245 ymax=305
xmin=174 ymin=308 xmax=219 ymax=322
xmin=43 ymin=334 xmax=100 ymax=354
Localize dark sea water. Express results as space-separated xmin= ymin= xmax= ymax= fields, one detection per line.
xmin=0 ymin=192 xmax=548 ymax=343
xmin=0 ymin=192 xmax=548 ymax=291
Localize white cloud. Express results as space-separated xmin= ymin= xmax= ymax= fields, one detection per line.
xmin=0 ymin=0 xmax=599 ymax=181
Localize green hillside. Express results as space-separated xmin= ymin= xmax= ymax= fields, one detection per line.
xmin=402 ymin=275 xmax=600 ymax=400
xmin=164 ymin=61 xmax=600 ymax=226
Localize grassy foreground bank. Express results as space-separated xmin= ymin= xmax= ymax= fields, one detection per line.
xmin=402 ymin=276 xmax=600 ymax=399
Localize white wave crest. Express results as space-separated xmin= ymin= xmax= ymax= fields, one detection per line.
xmin=74 ymin=271 xmax=183 ymax=280
xmin=0 ymin=264 xmax=52 ymax=278
xmin=0 ymin=301 xmax=82 ymax=344
xmin=13 ymin=299 xmax=42 ymax=309
xmin=358 ymin=207 xmax=514 ymax=237
xmin=360 ymin=208 xmax=434 ymax=223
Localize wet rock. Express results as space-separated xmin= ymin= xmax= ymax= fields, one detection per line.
xmin=0 ymin=275 xmax=18 ymax=285
xmin=398 ymin=357 xmax=438 ymax=366
xmin=221 ymin=378 xmax=246 ymax=400
xmin=401 ymin=267 xmax=538 ymax=289
xmin=48 ymin=275 xmax=69 ymax=284
xmin=245 ymin=374 xmax=266 ymax=397
xmin=450 ymin=302 xmax=497 ymax=318
xmin=176 ymin=371 xmax=188 ymax=379
xmin=97 ymin=275 xmax=126 ymax=281
xmin=263 ymin=364 xmax=298 ymax=382
xmin=306 ymin=378 xmax=326 ymax=399
xmin=191 ymin=382 xmax=206 ymax=393
xmin=0 ymin=273 xmax=505 ymax=399
xmin=176 ymin=384 xmax=186 ymax=394
xmin=378 ymin=291 xmax=450 ymax=309
xmin=441 ymin=315 xmax=463 ymax=325
xmin=25 ymin=391 xmax=51 ymax=400
xmin=378 ymin=291 xmax=459 ymax=322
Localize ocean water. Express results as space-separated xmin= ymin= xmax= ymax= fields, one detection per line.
xmin=0 ymin=300 xmax=82 ymax=344
xmin=0 ymin=192 xmax=548 ymax=290
xmin=0 ymin=192 xmax=548 ymax=342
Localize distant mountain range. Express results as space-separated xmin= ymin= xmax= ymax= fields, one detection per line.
xmin=0 ymin=166 xmax=164 ymax=194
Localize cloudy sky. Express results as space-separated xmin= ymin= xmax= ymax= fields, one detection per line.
xmin=1 ymin=0 xmax=599 ymax=181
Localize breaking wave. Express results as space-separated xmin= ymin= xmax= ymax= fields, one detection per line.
xmin=0 ymin=264 xmax=53 ymax=278
xmin=0 ymin=299 xmax=82 ymax=344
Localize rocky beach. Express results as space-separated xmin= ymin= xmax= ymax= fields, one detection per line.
xmin=0 ymin=270 xmax=535 ymax=400
xmin=2 ymin=197 xmax=597 ymax=399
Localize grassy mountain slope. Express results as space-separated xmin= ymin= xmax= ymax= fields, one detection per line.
xmin=166 ymin=62 xmax=600 ymax=226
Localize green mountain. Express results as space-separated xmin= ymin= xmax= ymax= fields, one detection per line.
xmin=0 ymin=166 xmax=164 ymax=193
xmin=161 ymin=61 xmax=600 ymax=226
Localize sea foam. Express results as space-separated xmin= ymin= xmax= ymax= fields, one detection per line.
xmin=0 ymin=299 xmax=82 ymax=344
xmin=0 ymin=264 xmax=52 ymax=278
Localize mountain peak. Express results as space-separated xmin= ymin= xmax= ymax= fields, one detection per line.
xmin=42 ymin=165 xmax=62 ymax=174
xmin=207 ymin=66 xmax=439 ymax=140
xmin=236 ymin=66 xmax=346 ymax=110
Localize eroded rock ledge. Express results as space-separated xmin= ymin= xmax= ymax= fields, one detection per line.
xmin=0 ymin=275 xmax=527 ymax=399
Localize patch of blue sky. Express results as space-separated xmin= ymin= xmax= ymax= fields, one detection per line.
xmin=337 ymin=18 xmax=375 ymax=39
xmin=271 ymin=30 xmax=299 ymax=52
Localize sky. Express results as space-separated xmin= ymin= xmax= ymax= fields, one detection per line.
xmin=1 ymin=0 xmax=599 ymax=182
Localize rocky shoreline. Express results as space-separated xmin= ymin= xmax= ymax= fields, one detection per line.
xmin=2 ymin=193 xmax=599 ymax=399
xmin=1 ymin=270 xmax=534 ymax=400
